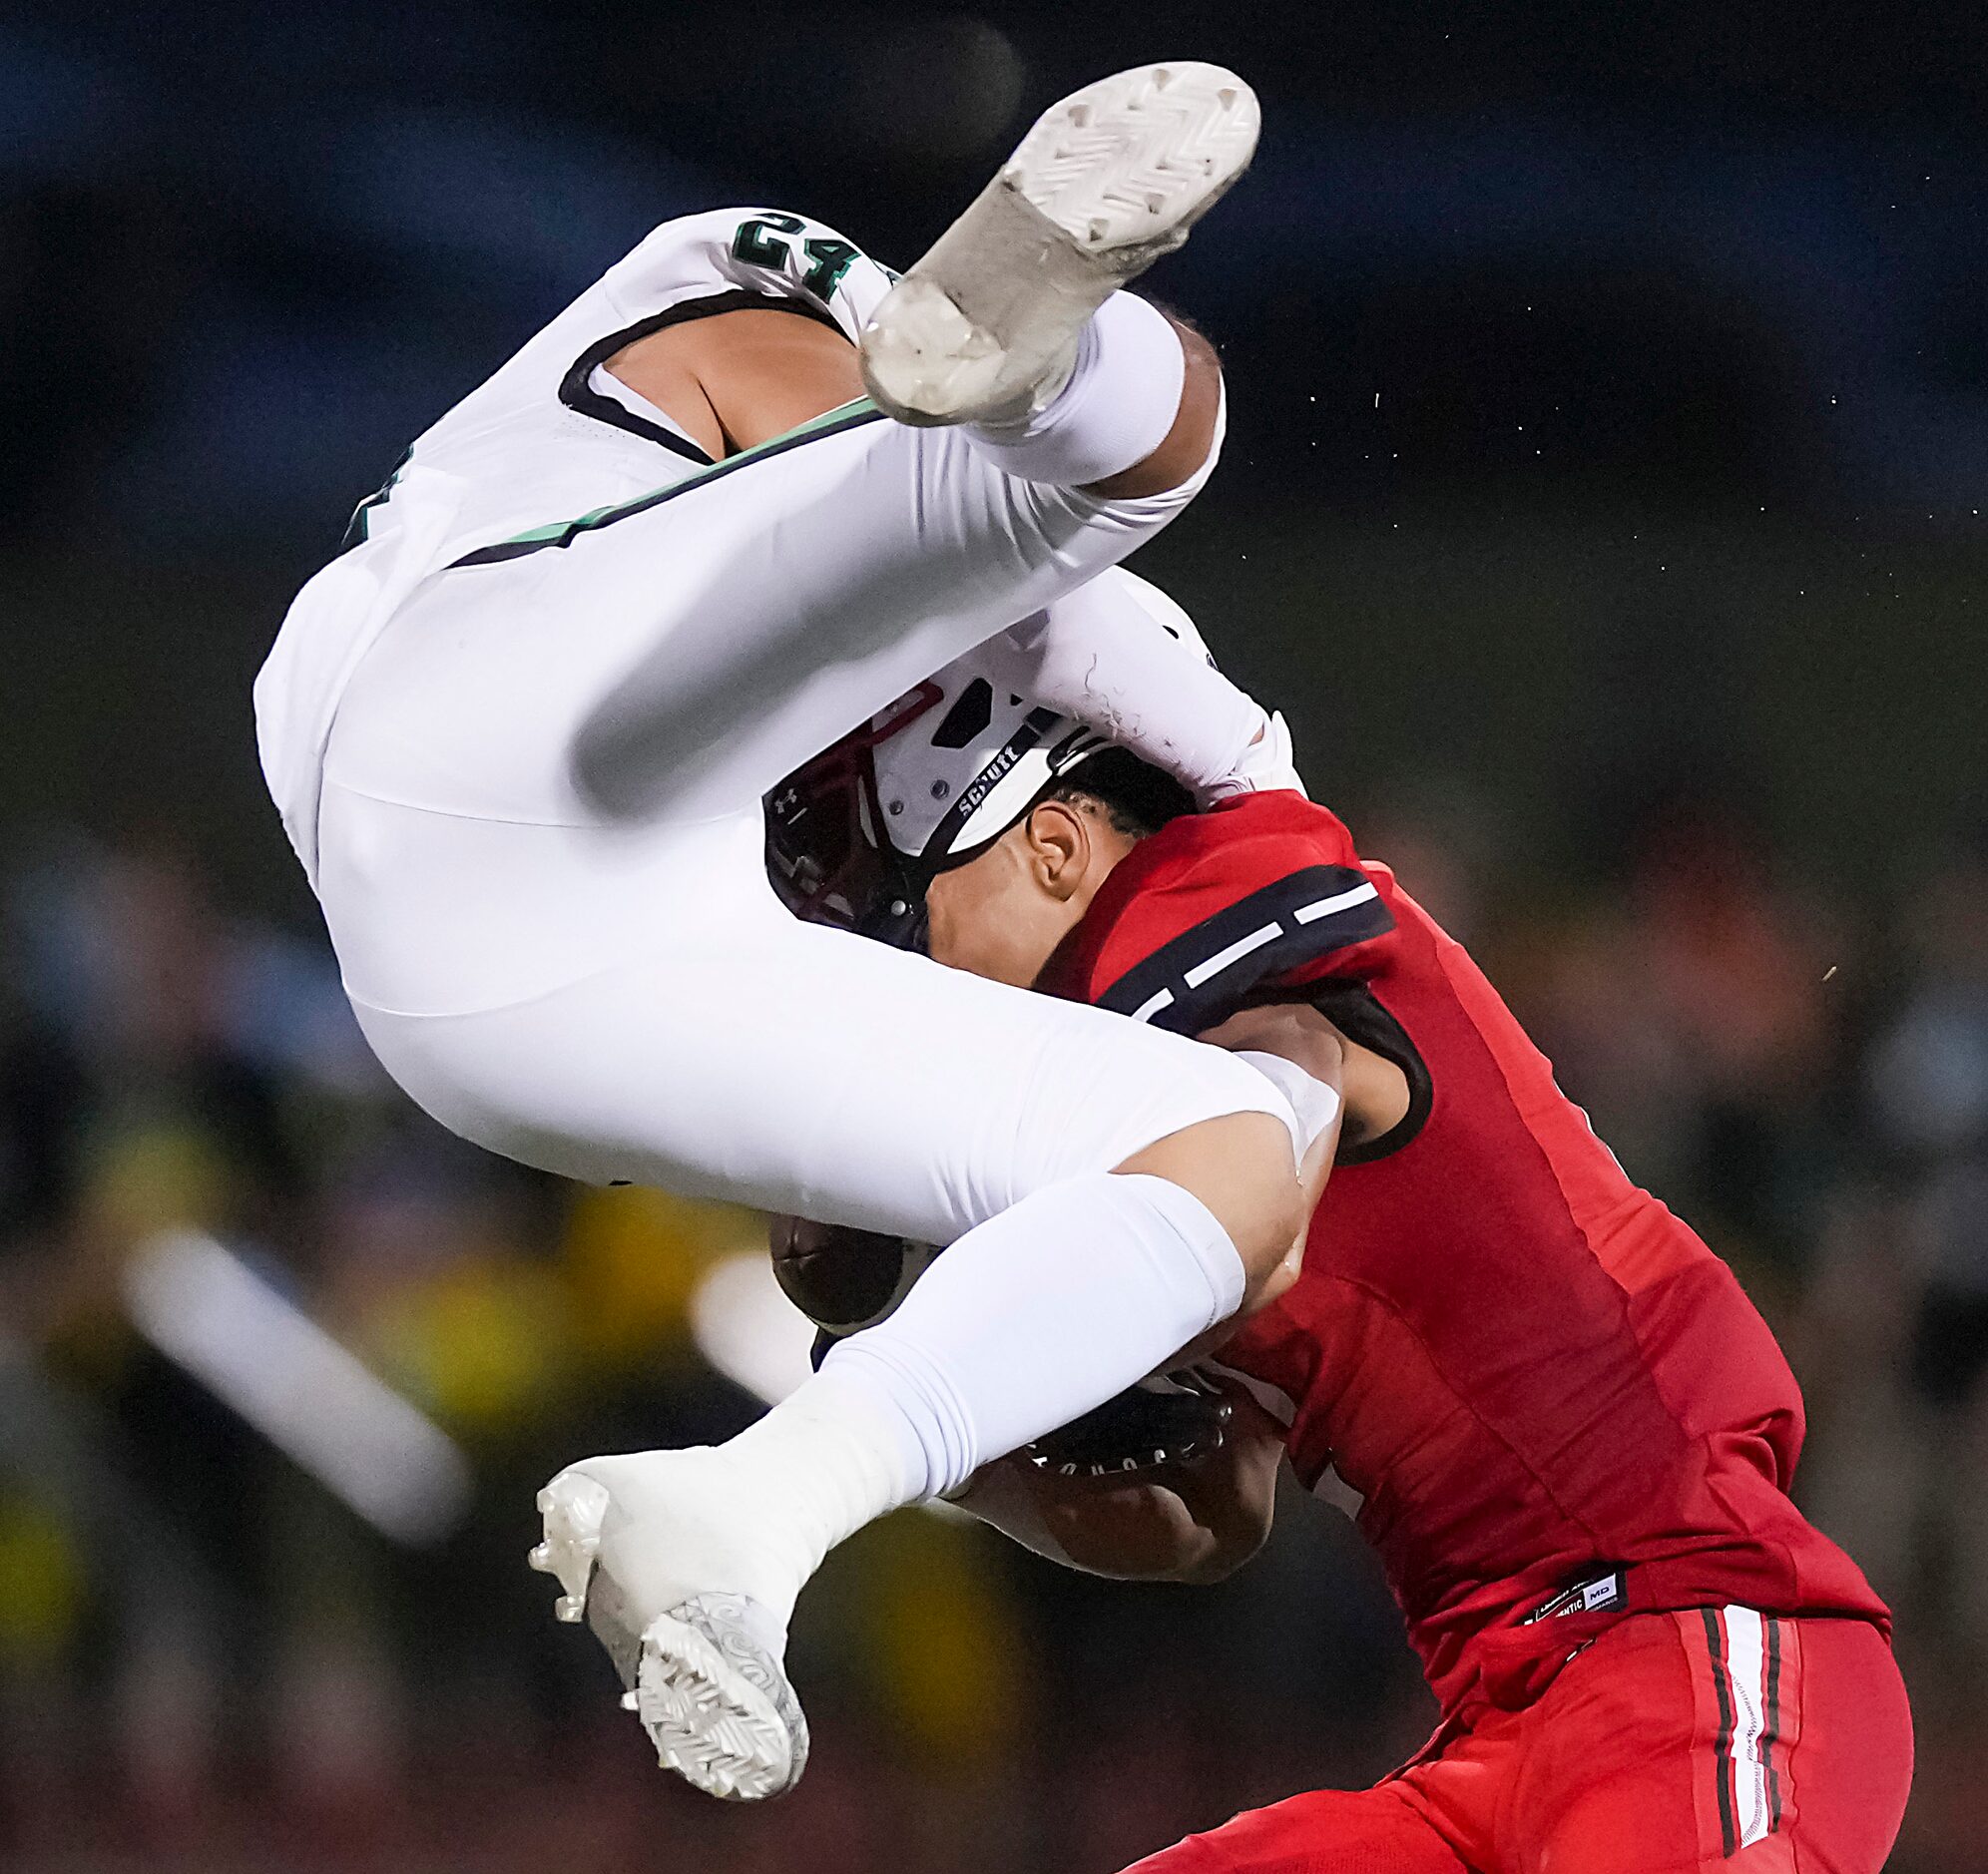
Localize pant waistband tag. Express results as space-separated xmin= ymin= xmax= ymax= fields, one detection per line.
xmin=1523 ymin=1568 xmax=1627 ymax=1624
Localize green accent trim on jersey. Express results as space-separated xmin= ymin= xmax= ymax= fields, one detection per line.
xmin=451 ymin=397 xmax=886 ymax=569
xmin=340 ymin=447 xmax=411 ymax=553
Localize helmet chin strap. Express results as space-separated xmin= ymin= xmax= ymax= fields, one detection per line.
xmin=855 ymin=851 xmax=934 ymax=952
xmin=855 ymin=823 xmax=1003 ymax=953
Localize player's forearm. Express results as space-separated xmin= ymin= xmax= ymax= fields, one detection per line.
xmin=1171 ymin=1002 xmax=1344 ymax=1335
xmin=956 ymin=1377 xmax=1285 ymax=1585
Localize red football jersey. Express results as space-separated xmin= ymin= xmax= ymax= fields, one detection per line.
xmin=1044 ymin=791 xmax=1888 ymax=1719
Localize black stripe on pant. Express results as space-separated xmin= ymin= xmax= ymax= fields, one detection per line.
xmin=1702 ymin=1608 xmax=1739 ymax=1857
xmin=1762 ymin=1616 xmax=1784 ymax=1832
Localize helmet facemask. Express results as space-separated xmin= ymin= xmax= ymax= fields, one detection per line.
xmin=765 ymin=658 xmax=1107 ymax=950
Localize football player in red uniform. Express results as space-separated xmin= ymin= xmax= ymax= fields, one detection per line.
xmin=766 ymin=647 xmax=1912 ymax=1874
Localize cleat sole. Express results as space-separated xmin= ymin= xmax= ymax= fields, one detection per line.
xmin=861 ymin=60 xmax=1258 ymax=426
xmin=636 ymin=1595 xmax=808 ymax=1801
xmin=533 ymin=1468 xmax=807 ymax=1800
xmin=999 ymin=60 xmax=1260 ymax=259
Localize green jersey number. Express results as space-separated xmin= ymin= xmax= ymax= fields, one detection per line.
xmin=731 ymin=214 xmax=861 ymax=300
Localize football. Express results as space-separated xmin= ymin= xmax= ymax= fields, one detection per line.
xmin=767 ymin=1214 xmax=942 ymax=1333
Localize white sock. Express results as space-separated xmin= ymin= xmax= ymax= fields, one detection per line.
xmin=962 ymin=291 xmax=1187 ymax=486
xmin=678 ymin=1364 xmax=912 ymax=1627
xmin=719 ymin=1171 xmax=1244 ymax=1554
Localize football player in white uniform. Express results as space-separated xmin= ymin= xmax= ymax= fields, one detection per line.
xmin=254 ymin=63 xmax=1322 ymax=1798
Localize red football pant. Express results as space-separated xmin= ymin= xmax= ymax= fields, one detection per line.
xmin=1123 ymin=1611 xmax=1910 ymax=1874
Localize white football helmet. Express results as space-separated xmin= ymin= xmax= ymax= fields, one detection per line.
xmin=766 ymin=627 xmax=1114 ymax=948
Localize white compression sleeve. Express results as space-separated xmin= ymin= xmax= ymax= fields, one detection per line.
xmin=1234 ymin=1051 xmax=1342 ymax=1158
xmin=962 ymin=291 xmax=1187 ymax=486
xmin=1007 ymin=569 xmax=1269 ymax=799
xmin=826 ymin=1171 xmax=1243 ymax=1500
xmin=724 ymin=1171 xmax=1245 ymax=1534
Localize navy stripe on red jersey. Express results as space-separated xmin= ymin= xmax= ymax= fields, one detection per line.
xmin=1094 ymin=864 xmax=1395 ymax=1036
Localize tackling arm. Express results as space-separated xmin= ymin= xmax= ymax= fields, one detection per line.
xmin=952 ymin=1372 xmax=1286 ymax=1583
xmin=951 ymin=1001 xmax=1345 ymax=1582
xmin=1195 ymin=1000 xmax=1345 ymax=1314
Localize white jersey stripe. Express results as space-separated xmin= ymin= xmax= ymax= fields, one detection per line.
xmin=1131 ymin=986 xmax=1176 ymax=1023
xmin=1723 ymin=1606 xmax=1772 ymax=1847
xmin=1183 ymin=920 xmax=1283 ymax=988
xmin=1293 ymin=880 xmax=1379 ymax=923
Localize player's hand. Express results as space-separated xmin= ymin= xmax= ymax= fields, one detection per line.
xmin=1199 ymin=1000 xmax=1345 ymax=1090
xmin=1205 ymin=1369 xmax=1290 ymax=1476
xmin=961 ymin=1368 xmax=1283 ymax=1583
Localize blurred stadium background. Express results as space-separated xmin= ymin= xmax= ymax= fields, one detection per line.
xmin=3 ymin=3 xmax=1985 ymax=1868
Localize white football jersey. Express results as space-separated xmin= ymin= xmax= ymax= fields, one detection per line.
xmin=254 ymin=208 xmax=893 ymax=883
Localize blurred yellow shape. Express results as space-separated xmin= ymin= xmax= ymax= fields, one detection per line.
xmin=857 ymin=1508 xmax=1023 ymax=1769
xmin=82 ymin=1122 xmax=232 ymax=1241
xmin=0 ymin=1493 xmax=85 ymax=1663
xmin=561 ymin=1185 xmax=763 ymax=1371
xmin=372 ymin=1255 xmax=572 ymax=1441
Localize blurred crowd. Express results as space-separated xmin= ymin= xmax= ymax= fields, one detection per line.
xmin=1 ymin=794 xmax=1982 ymax=1872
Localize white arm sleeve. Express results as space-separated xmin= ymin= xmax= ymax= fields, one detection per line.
xmin=1005 ymin=567 xmax=1305 ymax=801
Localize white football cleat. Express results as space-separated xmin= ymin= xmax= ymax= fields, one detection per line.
xmin=533 ymin=1454 xmax=810 ymax=1801
xmin=860 ymin=60 xmax=1260 ymax=426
